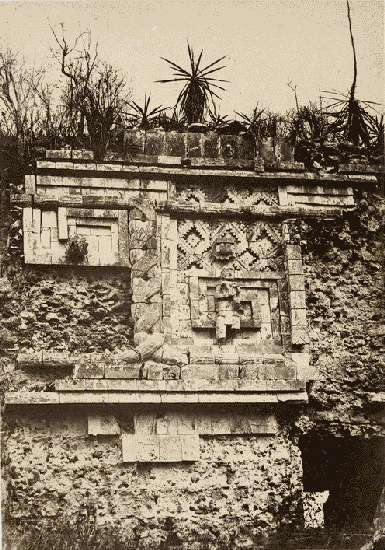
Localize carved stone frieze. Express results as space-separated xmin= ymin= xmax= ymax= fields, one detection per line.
xmin=177 ymin=219 xmax=284 ymax=271
xmin=176 ymin=184 xmax=278 ymax=207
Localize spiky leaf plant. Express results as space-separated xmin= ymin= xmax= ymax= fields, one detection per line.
xmin=157 ymin=44 xmax=227 ymax=125
xmin=321 ymin=1 xmax=382 ymax=148
xmin=127 ymin=95 xmax=167 ymax=129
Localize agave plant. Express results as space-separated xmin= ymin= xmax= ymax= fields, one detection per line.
xmin=236 ymin=105 xmax=287 ymax=143
xmin=127 ymin=95 xmax=168 ymax=129
xmin=287 ymin=102 xmax=329 ymax=144
xmin=322 ymin=89 xmax=381 ymax=147
xmin=157 ymin=44 xmax=227 ymax=125
xmin=208 ymin=102 xmax=230 ymax=129
xmin=321 ymin=1 xmax=382 ymax=148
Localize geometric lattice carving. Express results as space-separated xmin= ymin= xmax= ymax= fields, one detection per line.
xmin=178 ymin=219 xmax=283 ymax=271
xmin=176 ymin=184 xmax=279 ymax=207
xmin=190 ymin=274 xmax=283 ymax=345
xmin=224 ymin=187 xmax=279 ymax=207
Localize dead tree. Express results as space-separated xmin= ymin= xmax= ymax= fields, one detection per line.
xmin=50 ymin=25 xmax=130 ymax=160
xmin=0 ymin=48 xmax=46 ymax=158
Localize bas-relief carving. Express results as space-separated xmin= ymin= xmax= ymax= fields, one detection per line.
xmin=176 ymin=184 xmax=279 ymax=207
xmin=176 ymin=216 xmax=286 ymax=345
xmin=190 ymin=275 xmax=282 ymax=345
xmin=177 ymin=219 xmax=283 ymax=272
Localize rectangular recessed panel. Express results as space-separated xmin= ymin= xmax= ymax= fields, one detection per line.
xmin=23 ymin=207 xmax=125 ymax=266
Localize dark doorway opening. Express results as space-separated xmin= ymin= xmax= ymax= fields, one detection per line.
xmin=299 ymin=435 xmax=385 ymax=532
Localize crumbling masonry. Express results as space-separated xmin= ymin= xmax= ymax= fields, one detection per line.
xmin=1 ymin=131 xmax=384 ymax=547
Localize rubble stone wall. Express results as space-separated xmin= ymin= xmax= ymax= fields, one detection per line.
xmin=3 ymin=407 xmax=303 ymax=547
xmin=1 ymin=142 xmax=384 ymax=547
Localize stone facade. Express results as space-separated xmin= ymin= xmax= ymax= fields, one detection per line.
xmin=1 ymin=131 xmax=384 ymax=548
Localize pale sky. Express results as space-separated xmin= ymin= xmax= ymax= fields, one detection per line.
xmin=0 ymin=0 xmax=383 ymax=118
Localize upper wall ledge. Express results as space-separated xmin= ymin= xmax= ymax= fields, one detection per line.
xmin=39 ymin=130 xmax=383 ymax=177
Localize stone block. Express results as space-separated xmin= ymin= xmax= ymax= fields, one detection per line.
xmin=211 ymin=415 xmax=231 ymax=434
xmin=291 ymin=308 xmax=307 ymax=326
xmin=221 ymin=135 xmax=239 ymax=159
xmin=161 ymin=345 xmax=188 ymax=366
xmin=249 ymin=414 xmax=279 ymax=434
xmin=180 ymin=364 xmax=216 ymax=380
xmin=238 ymin=134 xmax=254 ymax=159
xmin=72 ymin=150 xmax=94 ymax=160
xmin=181 ymin=435 xmax=200 ymax=461
xmin=290 ymin=291 xmax=306 ymax=309
xmin=239 ymin=365 xmax=261 ymax=379
xmin=218 ymin=364 xmax=239 ymax=380
xmin=258 ymin=137 xmax=276 ymax=165
xmin=134 ymin=413 xmax=156 ymax=435
xmin=25 ymin=174 xmax=36 ymax=194
xmin=136 ymin=332 xmax=165 ymax=359
xmin=131 ymin=277 xmax=161 ymax=303
xmin=164 ymin=131 xmax=186 ymax=157
xmin=74 ymin=355 xmax=104 ymax=379
xmin=285 ymin=244 xmax=302 ymax=260
xmin=18 ymin=352 xmax=44 ymax=368
xmin=156 ymin=413 xmax=178 ymax=435
xmin=291 ymin=328 xmax=310 ymax=345
xmin=129 ymin=219 xmax=156 ymax=248
xmin=186 ymin=133 xmax=202 ymax=157
xmin=87 ymin=414 xmax=121 ymax=436
xmin=137 ymin=436 xmax=161 ymax=462
xmin=163 ymin=365 xmax=180 ymax=379
xmin=195 ymin=415 xmax=213 ymax=434
xmin=105 ymin=364 xmax=141 ymax=379
xmin=288 ymin=275 xmax=305 ymax=292
xmin=289 ymin=352 xmax=317 ymax=380
xmin=111 ymin=349 xmax=141 ymax=364
xmin=261 ymin=365 xmax=276 ymax=380
xmin=190 ymin=364 xmax=219 ymax=380
xmin=203 ymin=133 xmax=220 ymax=158
xmin=215 ymin=352 xmax=239 ymax=364
xmin=287 ymin=259 xmax=303 ymax=275
xmin=144 ymin=130 xmax=165 ymax=156
xmin=189 ymin=347 xmax=214 ymax=363
xmin=159 ymin=435 xmax=182 ymax=462
xmin=143 ymin=360 xmax=163 ymax=380
xmin=131 ymin=303 xmax=161 ymax=332
xmin=130 ymin=248 xmax=158 ymax=276
xmin=274 ymin=365 xmax=296 ymax=380
xmin=121 ymin=435 xmax=139 ymax=462
xmin=177 ymin=414 xmax=196 ymax=434
xmin=42 ymin=352 xmax=73 ymax=369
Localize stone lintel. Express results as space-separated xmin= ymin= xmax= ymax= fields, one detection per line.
xmin=5 ymin=389 xmax=308 ymax=405
xmin=55 ymin=379 xmax=306 ymax=392
xmin=5 ymin=392 xmax=60 ymax=405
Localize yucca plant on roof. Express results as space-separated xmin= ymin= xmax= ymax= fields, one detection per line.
xmin=321 ymin=1 xmax=382 ymax=148
xmin=157 ymin=44 xmax=227 ymax=125
xmin=127 ymin=94 xmax=168 ymax=129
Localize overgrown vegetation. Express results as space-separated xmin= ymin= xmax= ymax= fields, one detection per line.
xmin=0 ymin=2 xmax=382 ymax=165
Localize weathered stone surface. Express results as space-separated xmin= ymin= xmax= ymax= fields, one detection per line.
xmin=5 ymin=392 xmax=60 ymax=405
xmin=104 ymin=364 xmax=141 ymax=379
xmin=218 ymin=364 xmax=239 ymax=380
xmin=73 ymin=355 xmax=105 ymax=379
xmin=131 ymin=276 xmax=161 ymax=303
xmin=162 ymin=364 xmax=180 ymax=379
xmin=136 ymin=332 xmax=165 ymax=359
xmin=128 ymin=219 xmax=156 ymax=248
xmin=130 ymin=303 xmax=161 ymax=332
xmin=87 ymin=414 xmax=121 ymax=435
xmin=142 ymin=360 xmax=163 ymax=380
xmin=181 ymin=364 xmax=219 ymax=380
xmin=130 ymin=248 xmax=158 ymax=276
xmin=288 ymin=352 xmax=318 ymax=380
